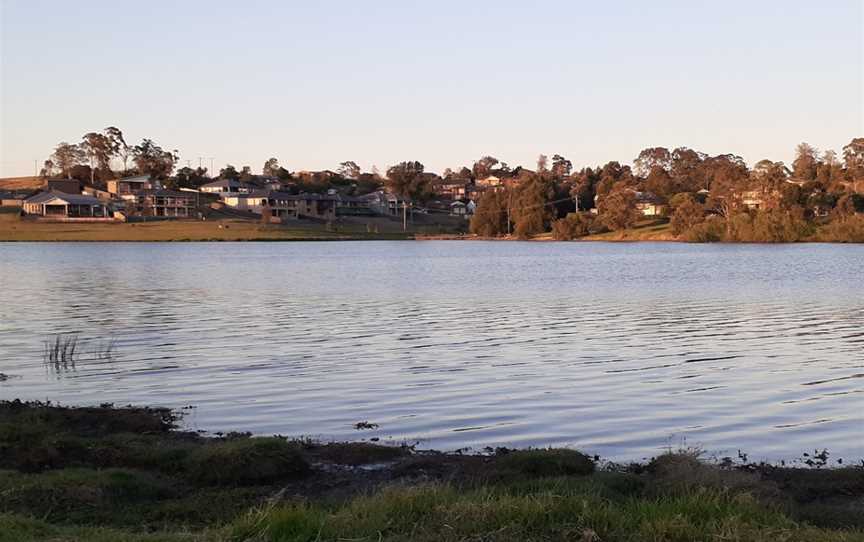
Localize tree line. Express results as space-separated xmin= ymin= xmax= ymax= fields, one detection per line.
xmin=468 ymin=140 xmax=864 ymax=242
xmin=43 ymin=127 xmax=178 ymax=189
xmin=40 ymin=129 xmax=864 ymax=241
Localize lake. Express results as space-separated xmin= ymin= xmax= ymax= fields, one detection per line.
xmin=0 ymin=241 xmax=862 ymax=462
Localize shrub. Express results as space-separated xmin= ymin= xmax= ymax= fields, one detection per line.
xmin=817 ymin=215 xmax=864 ymax=242
xmin=551 ymin=212 xmax=594 ymax=240
xmin=682 ymin=215 xmax=725 ymax=242
xmin=670 ymin=195 xmax=705 ymax=236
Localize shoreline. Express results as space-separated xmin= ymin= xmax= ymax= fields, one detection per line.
xmin=1 ymin=400 xmax=862 ymax=541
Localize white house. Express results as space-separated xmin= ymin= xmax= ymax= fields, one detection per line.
xmin=23 ymin=191 xmax=110 ymax=219
xmin=200 ymin=179 xmax=253 ymax=195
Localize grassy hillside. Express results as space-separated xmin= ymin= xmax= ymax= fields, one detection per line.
xmin=0 ymin=176 xmax=43 ymax=192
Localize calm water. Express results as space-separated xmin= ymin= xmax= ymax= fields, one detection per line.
xmin=1 ymin=241 xmax=862 ymax=462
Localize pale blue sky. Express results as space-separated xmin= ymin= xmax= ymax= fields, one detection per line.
xmin=1 ymin=0 xmax=862 ymax=177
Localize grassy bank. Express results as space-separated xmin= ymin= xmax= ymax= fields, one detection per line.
xmin=0 ymin=212 xmax=413 ymax=242
xmin=0 ymin=401 xmax=862 ymax=541
xmin=582 ymin=219 xmax=676 ymax=241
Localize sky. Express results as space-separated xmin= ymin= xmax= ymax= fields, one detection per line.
xmin=1 ymin=0 xmax=862 ymax=178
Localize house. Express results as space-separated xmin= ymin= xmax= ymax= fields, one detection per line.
xmin=199 ymin=178 xmax=253 ymax=195
xmin=359 ymin=190 xmax=410 ymax=216
xmin=45 ymin=179 xmax=81 ymax=194
xmin=292 ymin=193 xmax=338 ymax=220
xmin=475 ymin=175 xmax=501 ymax=188
xmin=222 ymin=191 xmax=270 ymax=214
xmin=23 ymin=191 xmax=110 ymax=218
xmin=634 ymin=191 xmax=666 ymax=216
xmin=129 ymin=190 xmax=197 ymax=217
xmin=223 ymin=191 xmax=339 ymax=221
xmin=592 ymin=190 xmax=667 ymax=216
xmin=336 ymin=195 xmax=375 ymax=216
xmin=82 ymin=186 xmax=115 ymax=201
xmin=107 ymin=175 xmax=153 ymax=196
xmin=434 ymin=181 xmax=468 ymax=200
xmin=740 ymin=190 xmax=765 ymax=210
xmin=0 ymin=191 xmax=24 ymax=208
xmin=449 ymin=200 xmax=477 ymax=217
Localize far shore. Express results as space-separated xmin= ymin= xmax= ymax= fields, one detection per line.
xmin=2 ymin=212 xmax=862 ymax=244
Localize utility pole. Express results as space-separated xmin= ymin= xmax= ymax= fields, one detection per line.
xmin=507 ymin=189 xmax=512 ymax=236
xmin=209 ymin=158 xmax=215 ymax=178
xmin=402 ymin=199 xmax=407 ymax=232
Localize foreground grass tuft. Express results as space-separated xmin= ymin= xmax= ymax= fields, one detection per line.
xmin=185 ymin=437 xmax=310 ymax=486
xmin=228 ymin=480 xmax=864 ymax=542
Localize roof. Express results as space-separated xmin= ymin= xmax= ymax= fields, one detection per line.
xmin=200 ymin=178 xmax=246 ymax=189
xmin=223 ymin=190 xmax=269 ymax=199
xmin=139 ymin=189 xmax=194 ymax=197
xmin=112 ymin=175 xmax=150 ymax=184
xmin=25 ymin=191 xmax=101 ymax=205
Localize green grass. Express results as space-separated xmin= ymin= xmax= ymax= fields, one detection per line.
xmin=0 ymin=213 xmax=413 ymax=242
xmin=227 ymin=479 xmax=864 ymax=542
xmin=1 ymin=400 xmax=862 ymax=541
xmin=184 ymin=437 xmax=310 ymax=486
xmin=583 ymin=218 xmax=675 ymax=241
xmin=0 ymin=513 xmax=211 ymax=542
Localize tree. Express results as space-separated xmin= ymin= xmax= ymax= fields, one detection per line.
xmin=81 ymin=132 xmax=115 ymax=184
xmin=170 ymin=166 xmax=208 ymax=189
xmin=644 ymin=166 xmax=678 ymax=201
xmin=752 ymin=159 xmax=789 ymax=200
xmin=792 ymin=142 xmax=819 ymax=181
xmin=512 ymin=174 xmax=554 ymax=238
xmin=40 ymin=159 xmax=56 ymax=178
xmin=131 ymin=139 xmax=178 ymax=179
xmin=104 ymin=126 xmax=129 ymax=173
xmin=385 ymin=161 xmax=430 ymax=202
xmin=469 ymin=189 xmax=509 ymax=237
xmin=598 ymin=186 xmax=639 ymax=231
xmin=51 ymin=142 xmax=85 ymax=179
xmin=337 ymin=161 xmax=361 ymax=180
xmin=670 ymin=147 xmax=707 ymax=192
xmin=551 ymin=154 xmax=572 ymax=179
xmin=842 ymin=137 xmax=864 ymax=179
xmin=595 ymin=161 xmax=635 ymax=198
xmin=263 ymin=158 xmax=280 ymax=177
xmin=472 ymin=156 xmax=499 ymax=179
xmin=536 ymin=154 xmax=549 ymax=173
xmin=703 ymin=153 xmax=749 ymax=216
xmin=670 ymin=194 xmax=706 ymax=235
xmin=634 ymin=147 xmax=672 ymax=177
xmin=220 ymin=165 xmax=240 ymax=181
